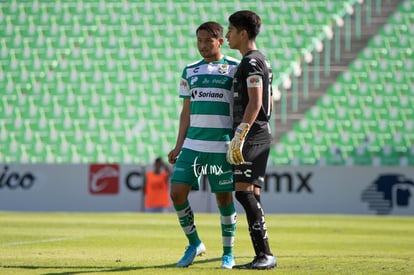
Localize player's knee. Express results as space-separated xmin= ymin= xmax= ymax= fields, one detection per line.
xmin=170 ymin=185 xmax=188 ymax=205
xmin=170 ymin=191 xmax=182 ymax=205
xmin=235 ymin=191 xmax=254 ymax=207
xmin=216 ymin=192 xmax=233 ymax=206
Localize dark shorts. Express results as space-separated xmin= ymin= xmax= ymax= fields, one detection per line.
xmin=233 ymin=142 xmax=270 ymax=188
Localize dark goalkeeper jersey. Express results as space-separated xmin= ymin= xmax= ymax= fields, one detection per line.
xmin=232 ymin=50 xmax=273 ymax=144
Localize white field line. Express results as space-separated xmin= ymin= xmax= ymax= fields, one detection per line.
xmin=2 ymin=236 xmax=82 ymax=247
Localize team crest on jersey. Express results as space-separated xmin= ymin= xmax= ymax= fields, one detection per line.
xmin=218 ymin=64 xmax=229 ymax=74
xmin=190 ymin=76 xmax=198 ymax=86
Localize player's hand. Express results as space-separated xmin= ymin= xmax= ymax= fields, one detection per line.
xmin=227 ymin=123 xmax=250 ymax=165
xmin=168 ymin=148 xmax=180 ymax=164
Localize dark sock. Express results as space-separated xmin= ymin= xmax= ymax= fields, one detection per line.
xmin=235 ymin=191 xmax=272 ymax=257
xmin=255 ymin=193 xmax=261 ymax=204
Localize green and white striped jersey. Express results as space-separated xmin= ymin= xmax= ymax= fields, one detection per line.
xmin=179 ymin=56 xmax=239 ymax=153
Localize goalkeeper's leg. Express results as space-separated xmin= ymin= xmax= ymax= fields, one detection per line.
xmin=232 ymin=143 xmax=276 ymax=269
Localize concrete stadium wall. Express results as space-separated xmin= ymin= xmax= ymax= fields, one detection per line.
xmin=0 ymin=164 xmax=413 ymax=215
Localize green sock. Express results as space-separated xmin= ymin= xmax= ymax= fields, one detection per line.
xmin=174 ymin=200 xmax=201 ymax=245
xmin=219 ymin=203 xmax=237 ymax=256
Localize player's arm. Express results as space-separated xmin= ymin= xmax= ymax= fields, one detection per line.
xmin=175 ymin=98 xmax=191 ymax=149
xmin=227 ymin=75 xmax=263 ymax=165
xmin=242 ymin=85 xmax=262 ymax=125
xmin=168 ymin=98 xmax=190 ymax=164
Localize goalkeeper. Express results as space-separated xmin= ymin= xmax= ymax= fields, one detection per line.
xmin=225 ymin=10 xmax=276 ymax=270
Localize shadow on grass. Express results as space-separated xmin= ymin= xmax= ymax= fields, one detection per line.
xmin=1 ymin=257 xmax=223 ymax=274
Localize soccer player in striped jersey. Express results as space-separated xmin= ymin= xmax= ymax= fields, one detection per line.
xmin=225 ymin=10 xmax=277 ymax=270
xmin=168 ymin=21 xmax=239 ymax=269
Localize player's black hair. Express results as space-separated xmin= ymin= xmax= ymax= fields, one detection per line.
xmin=228 ymin=10 xmax=261 ymax=40
xmin=196 ymin=21 xmax=224 ymax=39
xmin=155 ymin=157 xmax=162 ymax=163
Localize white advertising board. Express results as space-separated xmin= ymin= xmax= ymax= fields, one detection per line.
xmin=0 ymin=164 xmax=145 ymax=212
xmin=191 ymin=166 xmax=414 ymax=216
xmin=0 ymin=164 xmax=413 ymax=215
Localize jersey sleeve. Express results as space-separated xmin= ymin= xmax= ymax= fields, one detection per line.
xmin=179 ymin=68 xmax=191 ymax=98
xmin=244 ymin=57 xmax=264 ymax=88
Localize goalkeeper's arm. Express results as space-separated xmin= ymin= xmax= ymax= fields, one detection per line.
xmin=227 ymin=87 xmax=262 ymax=165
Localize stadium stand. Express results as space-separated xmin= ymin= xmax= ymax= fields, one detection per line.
xmin=0 ymin=0 xmax=412 ymax=166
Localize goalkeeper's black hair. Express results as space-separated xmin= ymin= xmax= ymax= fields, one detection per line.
xmin=228 ymin=10 xmax=261 ymax=40
xmin=196 ymin=21 xmax=224 ymax=39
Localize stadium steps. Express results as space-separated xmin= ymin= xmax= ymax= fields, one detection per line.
xmin=269 ymin=0 xmax=413 ymax=166
xmin=272 ymin=0 xmax=404 ymax=143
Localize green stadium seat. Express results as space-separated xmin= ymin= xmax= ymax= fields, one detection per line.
xmin=270 ymin=143 xmax=292 ymax=165
xmin=294 ymin=143 xmax=318 ymax=165
xmin=349 ymin=144 xmax=373 ymax=165
xmin=325 ymin=144 xmax=346 ymax=165
xmin=404 ymin=145 xmax=414 ymax=165
xmin=378 ymin=144 xmax=403 ymax=166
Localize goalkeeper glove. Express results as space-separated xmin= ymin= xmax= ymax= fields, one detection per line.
xmin=227 ymin=122 xmax=250 ymax=165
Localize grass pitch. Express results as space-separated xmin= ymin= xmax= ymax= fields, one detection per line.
xmin=0 ymin=212 xmax=413 ymax=275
